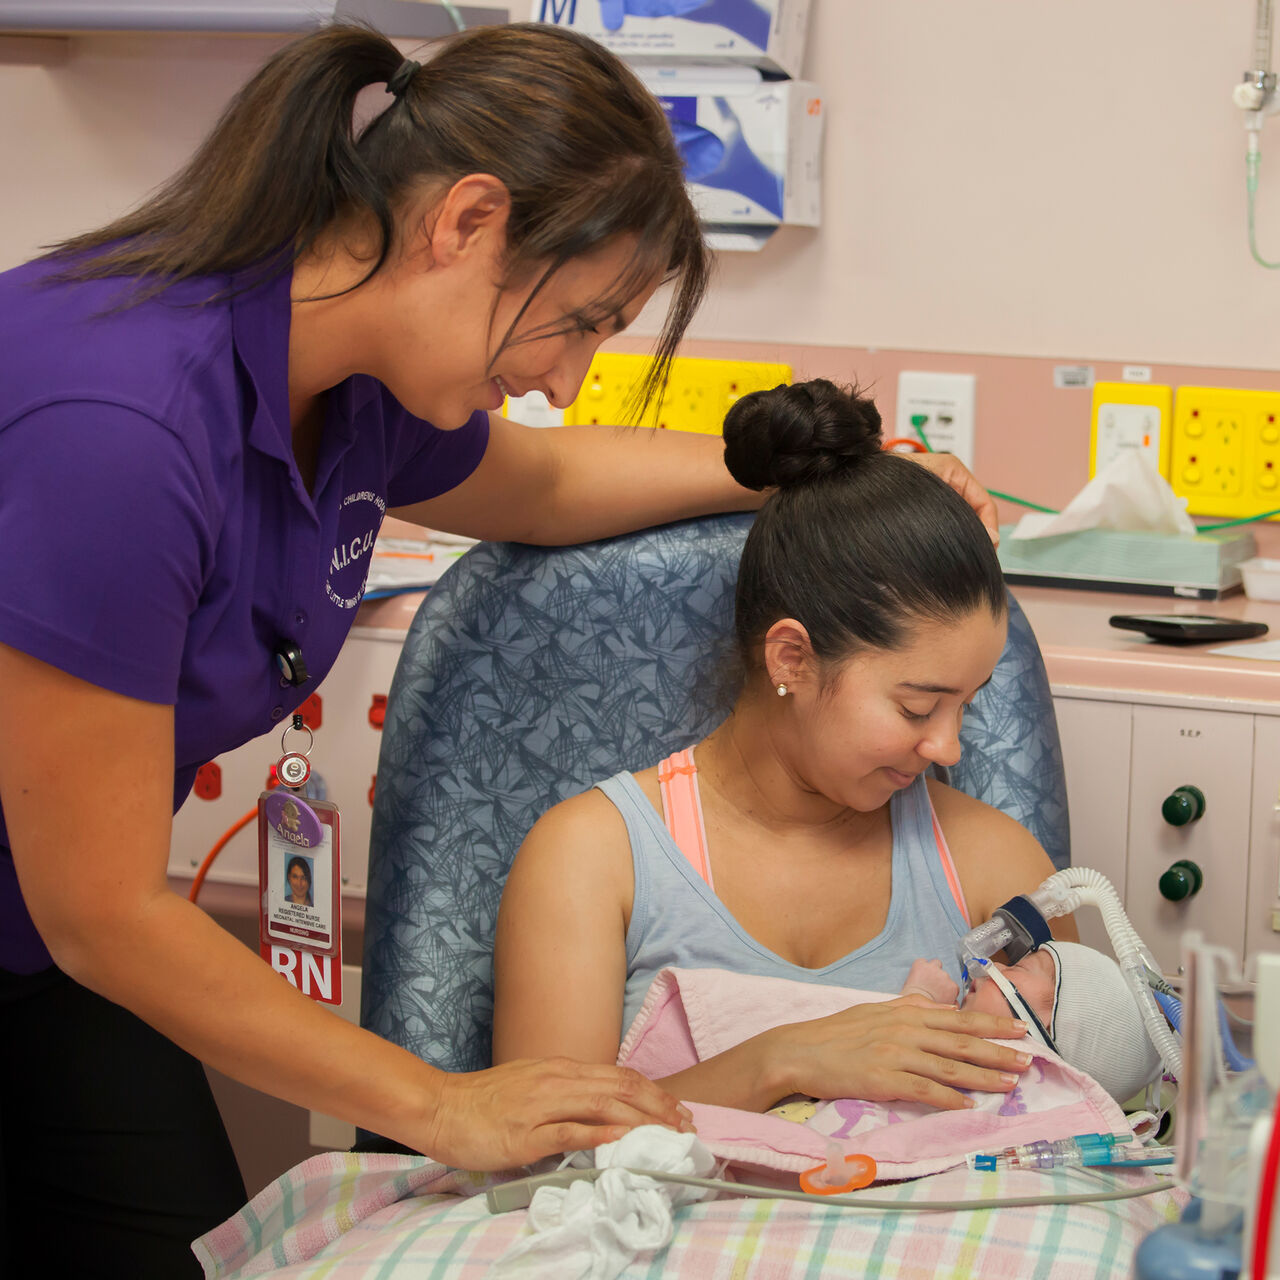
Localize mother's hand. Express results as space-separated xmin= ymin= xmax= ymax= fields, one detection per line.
xmin=909 ymin=452 xmax=1000 ymax=545
xmin=421 ymin=1057 xmax=694 ymax=1170
xmin=765 ymin=995 xmax=1031 ymax=1111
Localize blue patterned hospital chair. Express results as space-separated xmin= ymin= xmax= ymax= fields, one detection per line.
xmin=361 ymin=512 xmax=1069 ymax=1076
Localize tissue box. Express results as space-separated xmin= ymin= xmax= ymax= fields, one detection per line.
xmin=997 ymin=527 xmax=1258 ymax=600
xmin=640 ymin=67 xmax=822 ymax=249
xmin=533 ymin=0 xmax=812 ymax=78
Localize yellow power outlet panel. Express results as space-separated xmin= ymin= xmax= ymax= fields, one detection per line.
xmin=563 ymin=353 xmax=792 ymax=435
xmin=1089 ymin=382 xmax=1173 ymax=479
xmin=1170 ymin=386 xmax=1280 ymax=519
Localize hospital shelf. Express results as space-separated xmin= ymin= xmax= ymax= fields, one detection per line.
xmin=0 ymin=1 xmax=506 ymax=37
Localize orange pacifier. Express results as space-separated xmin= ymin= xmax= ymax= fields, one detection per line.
xmin=799 ymin=1140 xmax=877 ymax=1195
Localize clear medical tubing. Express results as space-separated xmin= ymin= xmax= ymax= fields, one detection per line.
xmin=1256 ymin=0 xmax=1274 ymax=81
xmin=1019 ymin=868 xmax=1184 ymax=1081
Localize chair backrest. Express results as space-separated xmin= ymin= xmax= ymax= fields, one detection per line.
xmin=361 ymin=512 xmax=1070 ymax=1074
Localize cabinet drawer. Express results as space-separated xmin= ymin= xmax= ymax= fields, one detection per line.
xmin=1124 ymin=705 xmax=1251 ymax=972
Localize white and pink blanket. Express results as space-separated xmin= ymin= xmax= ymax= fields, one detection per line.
xmin=618 ymin=967 xmax=1130 ymax=1183
xmin=195 ymin=968 xmax=1176 ymax=1277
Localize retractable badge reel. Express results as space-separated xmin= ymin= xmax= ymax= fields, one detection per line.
xmin=257 ymin=714 xmax=343 ymax=1005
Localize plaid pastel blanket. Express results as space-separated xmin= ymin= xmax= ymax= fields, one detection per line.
xmin=195 ymin=1152 xmax=1185 ymax=1278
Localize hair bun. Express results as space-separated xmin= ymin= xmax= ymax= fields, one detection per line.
xmin=721 ymin=379 xmax=883 ymax=491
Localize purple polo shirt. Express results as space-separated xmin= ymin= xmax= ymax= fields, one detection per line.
xmin=0 ymin=256 xmax=489 ymax=973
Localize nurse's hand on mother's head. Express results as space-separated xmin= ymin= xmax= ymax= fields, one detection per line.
xmin=908 ymin=453 xmax=1000 ymax=546
xmin=760 ymin=997 xmax=1032 ymax=1114
xmin=418 ymin=1058 xmax=695 ymax=1171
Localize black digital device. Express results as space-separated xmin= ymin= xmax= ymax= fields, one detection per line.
xmin=1108 ymin=614 xmax=1270 ymax=644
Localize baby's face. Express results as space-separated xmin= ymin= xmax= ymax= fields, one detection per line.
xmin=964 ymin=948 xmax=1056 ymax=1024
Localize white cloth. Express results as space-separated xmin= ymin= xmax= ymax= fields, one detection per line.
xmin=491 ymin=1127 xmax=717 ymax=1278
xmin=1011 ymin=451 xmax=1196 ymax=540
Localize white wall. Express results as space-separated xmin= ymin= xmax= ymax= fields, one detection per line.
xmin=663 ymin=1 xmax=1280 ymax=371
xmin=2 ymin=1 xmax=1277 ymax=369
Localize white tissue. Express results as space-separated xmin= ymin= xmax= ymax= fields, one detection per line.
xmin=1011 ymin=451 xmax=1196 ymax=540
xmin=491 ymin=1126 xmax=717 ymax=1279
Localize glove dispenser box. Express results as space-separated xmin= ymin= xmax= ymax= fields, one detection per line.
xmin=534 ymin=0 xmax=812 ymax=78
xmin=640 ymin=66 xmax=822 ymax=250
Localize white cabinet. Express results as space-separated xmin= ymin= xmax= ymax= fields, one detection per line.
xmin=1124 ymin=706 xmax=1253 ymax=973
xmin=1054 ymin=697 xmax=1132 ymax=957
xmin=1054 ymin=692 xmax=1280 ymax=975
xmin=1248 ymin=715 xmax=1280 ymax=962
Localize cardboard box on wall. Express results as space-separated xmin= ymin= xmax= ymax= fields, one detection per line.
xmin=533 ymin=0 xmax=812 ymax=79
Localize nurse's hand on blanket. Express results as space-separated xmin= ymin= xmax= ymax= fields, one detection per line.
xmin=909 ymin=453 xmax=1000 ymax=546
xmin=759 ymin=997 xmax=1032 ymax=1112
xmin=423 ymin=1057 xmax=695 ymax=1168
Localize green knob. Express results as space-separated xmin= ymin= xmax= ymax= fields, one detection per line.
xmin=1161 ymin=785 xmax=1206 ymax=826
xmin=1159 ymin=859 xmax=1204 ymax=902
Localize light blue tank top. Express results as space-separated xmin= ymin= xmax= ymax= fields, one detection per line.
xmin=596 ymin=772 xmax=971 ymax=1037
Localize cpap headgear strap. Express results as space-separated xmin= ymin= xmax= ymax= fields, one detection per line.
xmin=969 ymin=956 xmax=1059 ymax=1053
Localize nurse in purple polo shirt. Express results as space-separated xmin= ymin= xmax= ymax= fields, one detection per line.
xmin=0 ymin=21 xmax=998 ymax=1277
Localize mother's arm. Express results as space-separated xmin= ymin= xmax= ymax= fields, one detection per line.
xmin=495 ymin=788 xmax=1036 ymax=1113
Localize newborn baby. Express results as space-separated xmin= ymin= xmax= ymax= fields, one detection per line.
xmin=901 ymin=941 xmax=1164 ymax=1104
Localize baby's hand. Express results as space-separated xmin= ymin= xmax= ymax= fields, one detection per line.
xmin=900 ymin=958 xmax=960 ymax=1005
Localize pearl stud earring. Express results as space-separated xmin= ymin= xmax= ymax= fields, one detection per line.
xmin=776 ymin=683 xmax=789 ymax=697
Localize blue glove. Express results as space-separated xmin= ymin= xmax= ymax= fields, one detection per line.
xmin=668 ymin=118 xmax=725 ymax=183
xmin=664 ymin=100 xmax=783 ymax=220
xmin=598 ymin=0 xmax=712 ymax=33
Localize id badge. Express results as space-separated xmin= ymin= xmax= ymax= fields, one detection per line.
xmin=257 ymin=717 xmax=343 ymax=1005
xmin=259 ymin=791 xmax=340 ymax=952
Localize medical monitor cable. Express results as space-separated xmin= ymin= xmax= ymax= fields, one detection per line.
xmin=487 ymin=1163 xmax=1174 ymax=1215
xmin=188 ymin=808 xmax=256 ymax=904
xmin=1253 ymin=1084 xmax=1280 ymax=1280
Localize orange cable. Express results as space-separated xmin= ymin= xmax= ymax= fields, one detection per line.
xmin=188 ymin=808 xmax=257 ymax=904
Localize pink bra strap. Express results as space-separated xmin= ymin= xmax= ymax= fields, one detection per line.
xmin=657 ymin=747 xmax=714 ymax=891
xmin=931 ymin=805 xmax=971 ymax=926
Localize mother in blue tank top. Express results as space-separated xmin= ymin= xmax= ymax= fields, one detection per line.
xmin=494 ymin=379 xmax=1079 ymax=1113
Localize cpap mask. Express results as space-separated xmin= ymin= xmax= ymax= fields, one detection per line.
xmin=955 ymin=867 xmax=1182 ymax=1081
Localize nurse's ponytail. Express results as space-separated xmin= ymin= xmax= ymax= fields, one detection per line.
xmin=50 ymin=26 xmax=413 ymax=287
xmin=722 ymin=380 xmax=1007 ymax=668
xmin=46 ymin=22 xmax=708 ymax=408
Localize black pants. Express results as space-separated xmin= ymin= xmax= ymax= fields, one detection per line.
xmin=0 ymin=965 xmax=247 ymax=1279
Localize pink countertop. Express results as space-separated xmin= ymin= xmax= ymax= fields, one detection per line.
xmin=1014 ymin=587 xmax=1280 ymax=706
xmin=351 ymin=582 xmax=1280 ymax=708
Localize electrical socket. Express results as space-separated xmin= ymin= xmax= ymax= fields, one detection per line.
xmin=1089 ymin=382 xmax=1173 ymax=478
xmin=1170 ymin=387 xmax=1280 ymax=518
xmin=559 ymin=353 xmax=792 ymax=434
xmin=894 ymin=371 xmax=976 ymax=470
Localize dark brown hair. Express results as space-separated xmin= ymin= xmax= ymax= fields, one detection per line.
xmin=46 ymin=22 xmax=709 ymax=414
xmin=724 ymin=380 xmax=1007 ymax=669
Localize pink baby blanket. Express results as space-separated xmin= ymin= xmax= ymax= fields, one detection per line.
xmin=617 ymin=967 xmax=1130 ymax=1183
